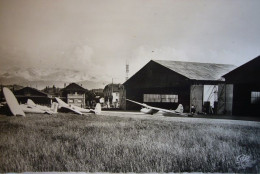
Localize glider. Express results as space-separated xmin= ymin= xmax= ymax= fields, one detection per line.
xmin=55 ymin=97 xmax=101 ymax=115
xmin=126 ymin=99 xmax=189 ymax=116
xmin=20 ymin=99 xmax=58 ymax=114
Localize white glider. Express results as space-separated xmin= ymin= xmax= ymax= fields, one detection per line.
xmin=126 ymin=99 xmax=189 ymax=116
xmin=55 ymin=97 xmax=101 ymax=115
xmin=20 ymin=99 xmax=58 ymax=114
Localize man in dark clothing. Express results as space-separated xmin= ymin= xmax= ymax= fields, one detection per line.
xmin=191 ymin=105 xmax=196 ymax=115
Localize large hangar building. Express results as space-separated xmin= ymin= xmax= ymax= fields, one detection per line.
xmin=223 ymin=55 xmax=260 ymax=116
xmin=122 ymin=60 xmax=235 ymax=113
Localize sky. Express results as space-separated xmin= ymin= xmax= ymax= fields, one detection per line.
xmin=0 ymin=0 xmax=260 ymax=83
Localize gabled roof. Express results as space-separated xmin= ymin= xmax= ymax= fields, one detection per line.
xmin=154 ymin=60 xmax=236 ymax=81
xmin=62 ymin=83 xmax=87 ymax=92
xmin=15 ymin=87 xmax=49 ymax=97
xmin=223 ymin=55 xmax=260 ymax=83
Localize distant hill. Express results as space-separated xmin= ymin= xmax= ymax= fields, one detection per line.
xmin=77 ymin=80 xmax=107 ymax=90
xmin=0 ymin=67 xmax=110 ymax=90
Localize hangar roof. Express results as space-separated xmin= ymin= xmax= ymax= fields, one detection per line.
xmin=15 ymin=87 xmax=50 ymax=97
xmin=154 ymin=60 xmax=236 ymax=81
xmin=223 ymin=55 xmax=260 ymax=83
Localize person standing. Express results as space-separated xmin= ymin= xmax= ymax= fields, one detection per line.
xmin=191 ymin=105 xmax=196 ymax=115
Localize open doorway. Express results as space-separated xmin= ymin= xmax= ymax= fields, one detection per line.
xmin=203 ymin=85 xmax=218 ymax=114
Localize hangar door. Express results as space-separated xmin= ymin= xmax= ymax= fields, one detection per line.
xmin=190 ymin=85 xmax=203 ymax=113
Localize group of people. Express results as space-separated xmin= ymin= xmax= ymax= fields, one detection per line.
xmin=190 ymin=104 xmax=216 ymax=115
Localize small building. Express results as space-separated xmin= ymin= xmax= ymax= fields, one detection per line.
xmin=14 ymin=87 xmax=51 ymax=105
xmin=103 ymin=83 xmax=124 ymax=108
xmin=122 ymin=60 xmax=236 ymax=113
xmin=61 ymin=83 xmax=87 ymax=108
xmin=222 ymin=55 xmax=260 ymax=116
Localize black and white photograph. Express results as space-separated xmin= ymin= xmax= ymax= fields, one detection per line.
xmin=0 ymin=0 xmax=260 ymax=173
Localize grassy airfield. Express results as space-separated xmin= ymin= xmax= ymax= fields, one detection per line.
xmin=0 ymin=113 xmax=259 ymax=173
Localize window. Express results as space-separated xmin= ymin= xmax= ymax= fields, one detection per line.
xmin=161 ymin=95 xmax=178 ymax=103
xmin=144 ymin=94 xmax=178 ymax=103
xmin=251 ymin=91 xmax=260 ymax=104
xmin=144 ymin=94 xmax=161 ymax=102
xmin=68 ymin=99 xmax=74 ymax=103
xmin=77 ymin=99 xmax=82 ymax=103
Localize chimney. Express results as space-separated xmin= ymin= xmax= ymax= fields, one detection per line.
xmin=64 ymin=83 xmax=66 ymax=88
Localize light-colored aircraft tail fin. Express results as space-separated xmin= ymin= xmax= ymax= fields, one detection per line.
xmin=51 ymin=102 xmax=58 ymax=113
xmin=94 ymin=103 xmax=102 ymax=114
xmin=55 ymin=97 xmax=69 ymax=108
xmin=175 ymin=104 xmax=184 ymax=113
xmin=3 ymin=87 xmax=26 ymax=117
xmin=27 ymin=99 xmax=36 ymax=107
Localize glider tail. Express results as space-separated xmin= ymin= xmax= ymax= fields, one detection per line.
xmin=51 ymin=102 xmax=59 ymax=113
xmin=27 ymin=99 xmax=36 ymax=107
xmin=175 ymin=104 xmax=184 ymax=113
xmin=94 ymin=103 xmax=102 ymax=114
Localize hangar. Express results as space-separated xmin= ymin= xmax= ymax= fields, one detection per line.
xmin=122 ymin=60 xmax=235 ymax=113
xmin=223 ymin=55 xmax=260 ymax=116
xmin=14 ymin=87 xmax=51 ymax=105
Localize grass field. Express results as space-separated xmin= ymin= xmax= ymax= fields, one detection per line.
xmin=0 ymin=113 xmax=259 ymax=173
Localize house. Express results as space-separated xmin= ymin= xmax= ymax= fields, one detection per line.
xmin=14 ymin=87 xmax=51 ymax=105
xmin=222 ymin=55 xmax=260 ymax=116
xmin=103 ymin=83 xmax=124 ymax=108
xmin=61 ymin=83 xmax=87 ymax=108
xmin=122 ymin=60 xmax=236 ymax=113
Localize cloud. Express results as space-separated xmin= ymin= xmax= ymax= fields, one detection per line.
xmin=128 ymin=45 xmax=192 ymax=77
xmin=1 ymin=0 xmax=260 ymax=84
xmin=61 ymin=45 xmax=94 ymax=70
